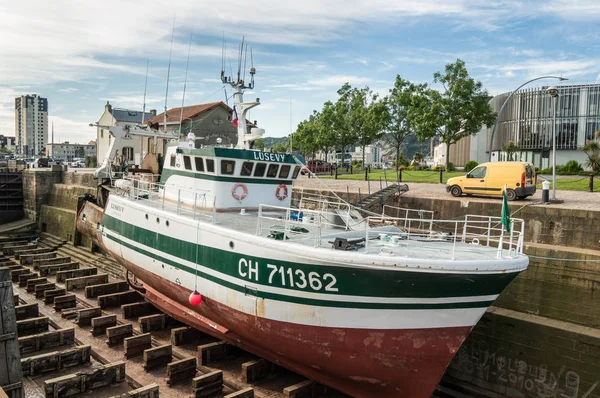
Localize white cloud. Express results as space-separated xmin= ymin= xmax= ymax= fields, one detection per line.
xmin=57 ymin=88 xmax=78 ymax=93
xmin=48 ymin=115 xmax=95 ymax=145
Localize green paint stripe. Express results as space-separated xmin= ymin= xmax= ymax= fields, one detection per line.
xmin=161 ymin=168 xmax=293 ymax=185
xmin=175 ymin=147 xmax=301 ymax=164
xmin=103 ymin=213 xmax=515 ymax=299
xmin=105 ymin=233 xmax=493 ymax=310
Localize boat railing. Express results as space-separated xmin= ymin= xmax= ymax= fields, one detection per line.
xmin=112 ymin=175 xmax=217 ymax=223
xmin=365 ymin=214 xmax=525 ymax=259
xmin=257 ymin=204 xmax=353 ymax=247
xmin=381 ymin=205 xmax=434 ymax=232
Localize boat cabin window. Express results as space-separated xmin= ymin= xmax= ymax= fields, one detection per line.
xmin=241 ymin=161 xmax=254 ymax=176
xmin=194 ymin=157 xmax=204 ymax=172
xmin=221 ymin=160 xmax=235 ymax=175
xmin=183 ymin=156 xmax=192 ymax=170
xmin=279 ymin=165 xmax=291 ymax=179
xmin=254 ymin=162 xmax=267 ymax=177
xmin=170 ymin=155 xmax=176 ymax=167
xmin=206 ymin=158 xmax=215 ymax=173
xmin=267 ymin=164 xmax=279 ymax=178
xmin=292 ymin=166 xmax=300 ymax=179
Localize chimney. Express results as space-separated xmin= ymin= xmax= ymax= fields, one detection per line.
xmin=150 ymin=109 xmax=157 ymax=116
xmin=254 ymin=120 xmax=257 ymax=126
xmin=105 ymin=101 xmax=112 ymax=113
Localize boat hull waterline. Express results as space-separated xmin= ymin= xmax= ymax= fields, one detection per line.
xmin=78 ymin=200 xmax=525 ymax=398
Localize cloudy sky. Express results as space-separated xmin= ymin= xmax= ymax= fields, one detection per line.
xmin=1 ymin=0 xmax=599 ymax=144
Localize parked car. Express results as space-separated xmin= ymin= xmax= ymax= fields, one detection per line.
xmin=301 ymin=160 xmax=334 ymax=175
xmin=445 ymin=161 xmax=536 ymax=201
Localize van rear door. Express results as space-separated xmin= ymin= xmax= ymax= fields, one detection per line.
xmin=524 ymin=164 xmax=535 ymax=186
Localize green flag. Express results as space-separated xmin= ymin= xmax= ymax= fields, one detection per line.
xmin=502 ymin=187 xmax=511 ymax=233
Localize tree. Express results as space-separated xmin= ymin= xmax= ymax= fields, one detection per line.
xmin=409 ymin=59 xmax=496 ymax=169
xmin=501 ymin=140 xmax=519 ymax=161
xmin=348 ymin=87 xmax=388 ymax=167
xmin=385 ymin=76 xmax=423 ymax=172
xmin=253 ymin=138 xmax=265 ymax=151
xmin=271 ymin=141 xmax=288 ymax=154
xmin=0 ymin=146 xmax=12 ymax=154
xmin=412 ymin=152 xmax=424 ymax=164
xmin=294 ymin=111 xmax=322 ymax=159
xmin=581 ymin=131 xmax=600 ymax=174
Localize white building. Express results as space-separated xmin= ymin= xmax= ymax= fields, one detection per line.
xmin=46 ymin=141 xmax=96 ymax=161
xmin=14 ymin=94 xmax=48 ymax=156
xmin=351 ymin=144 xmax=383 ymax=167
xmin=0 ymin=135 xmax=16 ymax=153
xmin=96 ymin=102 xmax=156 ymax=166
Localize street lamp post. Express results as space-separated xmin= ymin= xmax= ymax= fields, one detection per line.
xmin=488 ymin=76 xmax=568 ymax=162
xmin=546 ymin=86 xmax=559 ymax=201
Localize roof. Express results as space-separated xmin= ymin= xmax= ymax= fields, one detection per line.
xmin=145 ymin=102 xmax=230 ymax=125
xmin=112 ymin=108 xmax=156 ymax=123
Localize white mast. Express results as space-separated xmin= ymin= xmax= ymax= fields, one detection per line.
xmin=221 ymin=38 xmax=260 ymax=149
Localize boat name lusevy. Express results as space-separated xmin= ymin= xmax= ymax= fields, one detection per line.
xmin=252 ymin=152 xmax=288 ymax=163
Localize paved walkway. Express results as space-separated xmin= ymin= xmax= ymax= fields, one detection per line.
xmin=0 ymin=218 xmax=35 ymax=234
xmin=293 ymin=176 xmax=600 ymax=211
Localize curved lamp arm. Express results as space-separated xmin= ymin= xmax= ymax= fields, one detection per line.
xmin=488 ymin=76 xmax=568 ymax=161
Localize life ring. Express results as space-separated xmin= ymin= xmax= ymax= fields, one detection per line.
xmin=231 ymin=183 xmax=248 ymax=201
xmin=275 ymin=184 xmax=288 ymax=201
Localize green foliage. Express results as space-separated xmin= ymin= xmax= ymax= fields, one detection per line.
xmin=559 ymin=160 xmax=583 ymax=174
xmin=412 ymin=152 xmax=424 ymax=162
xmin=417 ymin=164 xmax=430 ymax=170
xmin=409 ymin=59 xmax=496 ymax=169
xmin=253 ymin=138 xmax=265 ymax=151
xmin=271 ymin=142 xmax=288 ymax=154
xmin=464 ymin=160 xmax=478 ymax=172
xmin=447 ymin=162 xmax=455 ymax=172
xmin=84 ymin=156 xmax=97 ymax=168
xmin=0 ymin=146 xmax=12 ymax=154
xmin=432 ymin=165 xmax=445 ymax=171
xmin=581 ymin=139 xmax=600 ymax=174
xmin=501 ymin=140 xmax=519 ymax=161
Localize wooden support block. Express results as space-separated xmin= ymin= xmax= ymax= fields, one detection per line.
xmin=20 ymin=252 xmax=57 ymax=265
xmin=121 ymin=301 xmax=156 ymax=318
xmin=61 ymin=308 xmax=79 ymax=320
xmin=85 ymin=281 xmax=129 ymax=299
xmin=197 ymin=341 xmax=229 ymax=366
xmin=2 ymin=244 xmax=36 ymax=256
xmin=225 ymin=388 xmax=255 ymax=398
xmin=33 ymin=256 xmax=72 ymax=270
xmin=16 ymin=316 xmax=49 ymax=336
xmin=98 ymin=290 xmax=142 ymax=309
xmin=18 ymin=272 xmax=37 ymax=287
xmin=138 ymin=313 xmax=167 ymax=333
xmin=242 ymin=359 xmax=274 ymax=383
xmin=0 ymin=240 xmax=26 ymax=249
xmin=55 ymin=266 xmax=95 ymax=283
xmin=10 ymin=268 xmax=28 ymax=282
xmin=13 ymin=293 xmax=19 ymax=306
xmin=43 ymin=360 xmax=126 ymax=397
xmin=34 ymin=282 xmax=56 ymax=298
xmin=43 ymin=288 xmax=67 ymax=304
xmin=192 ymin=370 xmax=223 ymax=398
xmin=76 ymin=306 xmax=102 ymax=326
xmin=166 ymin=357 xmax=196 ymax=385
xmin=91 ymin=314 xmax=117 ymax=336
xmin=283 ymin=380 xmax=315 ymax=398
xmin=26 ymin=277 xmax=48 ymax=292
xmin=2 ymin=264 xmax=21 ymax=270
xmin=38 ymin=262 xmax=78 ymax=277
xmin=14 ymin=246 xmax=54 ymax=260
xmin=65 ymin=273 xmax=108 ymax=291
xmin=53 ymin=294 xmax=77 ymax=311
xmin=124 ymin=333 xmax=152 ymax=358
xmin=143 ymin=344 xmax=172 ymax=370
xmin=14 ymin=303 xmax=39 ymax=320
xmin=18 ymin=328 xmax=75 ymax=355
xmin=171 ymin=326 xmax=203 ymax=346
xmin=109 ymin=383 xmax=159 ymax=398
xmin=21 ymin=345 xmax=91 ymax=377
xmin=106 ymin=324 xmax=133 ymax=346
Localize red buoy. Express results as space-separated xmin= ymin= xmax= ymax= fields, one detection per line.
xmin=189 ymin=290 xmax=203 ymax=306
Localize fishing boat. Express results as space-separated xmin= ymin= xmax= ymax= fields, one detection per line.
xmin=77 ymin=55 xmax=528 ymax=397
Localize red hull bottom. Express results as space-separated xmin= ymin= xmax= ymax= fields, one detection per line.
xmin=119 ymin=257 xmax=472 ymax=397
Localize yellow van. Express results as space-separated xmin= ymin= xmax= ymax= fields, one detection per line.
xmin=446 ymin=161 xmax=536 ymax=201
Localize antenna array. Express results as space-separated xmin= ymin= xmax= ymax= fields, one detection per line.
xmin=221 ymin=36 xmax=255 ymax=90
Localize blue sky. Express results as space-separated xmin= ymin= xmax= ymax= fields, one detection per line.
xmin=1 ymin=0 xmax=599 ymax=144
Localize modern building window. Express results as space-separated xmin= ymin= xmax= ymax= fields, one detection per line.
xmin=254 ymin=162 xmax=267 ymax=177
xmin=206 ymin=158 xmax=215 ymax=173
xmin=266 ymin=164 xmax=279 ymax=178
xmin=183 ymin=155 xmax=192 ymax=170
xmin=221 ymin=160 xmax=235 ymax=175
xmin=240 ymin=162 xmax=254 ymax=176
xmin=279 ymin=165 xmax=291 ymax=178
xmin=194 ymin=157 xmax=204 ymax=172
